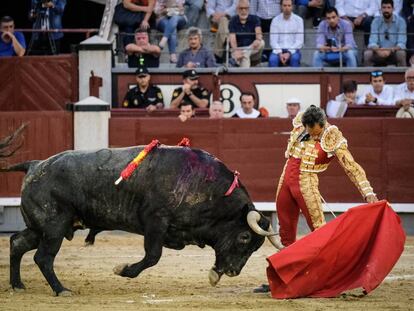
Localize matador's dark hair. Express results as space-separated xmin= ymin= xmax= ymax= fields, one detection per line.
xmin=302 ymin=105 xmax=327 ymax=128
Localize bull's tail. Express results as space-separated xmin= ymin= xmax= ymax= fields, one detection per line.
xmin=0 ymin=160 xmax=39 ymax=173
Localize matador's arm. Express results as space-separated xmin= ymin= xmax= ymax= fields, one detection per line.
xmin=321 ymin=125 xmax=377 ymax=202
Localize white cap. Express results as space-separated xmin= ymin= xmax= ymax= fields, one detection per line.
xmin=286 ymin=97 xmax=302 ymax=106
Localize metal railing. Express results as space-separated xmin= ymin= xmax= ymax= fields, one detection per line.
xmin=115 ymin=29 xmax=413 ymax=68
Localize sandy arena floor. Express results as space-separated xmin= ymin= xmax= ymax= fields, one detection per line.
xmin=0 ymin=232 xmax=413 ymax=311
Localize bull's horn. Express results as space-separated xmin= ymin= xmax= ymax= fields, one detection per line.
xmin=247 ymin=211 xmax=276 ymax=236
xmin=267 ymin=233 xmax=284 ymax=250
xmin=247 ymin=211 xmax=284 ymax=250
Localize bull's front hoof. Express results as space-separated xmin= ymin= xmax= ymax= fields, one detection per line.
xmin=83 ymin=241 xmax=94 ymax=247
xmin=208 ymin=268 xmax=222 ymax=286
xmin=12 ymin=286 xmax=25 ymax=293
xmin=57 ymin=289 xmax=72 ymax=297
xmin=113 ymin=263 xmax=129 ymax=276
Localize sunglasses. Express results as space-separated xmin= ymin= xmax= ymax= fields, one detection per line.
xmin=137 ymin=74 xmax=148 ymax=78
xmin=371 ymin=71 xmax=383 ymax=77
xmin=384 ymin=30 xmax=389 ymax=40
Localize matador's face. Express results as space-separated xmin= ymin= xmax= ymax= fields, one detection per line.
xmin=306 ymin=124 xmax=324 ymax=140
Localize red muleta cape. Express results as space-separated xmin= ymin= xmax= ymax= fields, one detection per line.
xmin=266 ymin=200 xmax=406 ymax=298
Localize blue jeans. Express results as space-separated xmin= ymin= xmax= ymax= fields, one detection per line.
xmin=185 ymin=0 xmax=204 ymax=27
xmin=268 ymin=50 xmax=301 ymax=67
xmin=156 ymin=15 xmax=187 ymax=53
xmin=312 ymin=50 xmax=358 ymax=67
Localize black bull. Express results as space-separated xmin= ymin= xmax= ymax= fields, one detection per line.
xmin=1 ymin=144 xmax=282 ymax=296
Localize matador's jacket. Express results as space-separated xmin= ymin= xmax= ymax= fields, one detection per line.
xmin=276 ymin=113 xmax=375 ymax=247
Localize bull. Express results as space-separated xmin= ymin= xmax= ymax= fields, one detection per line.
xmin=1 ymin=136 xmax=282 ymax=296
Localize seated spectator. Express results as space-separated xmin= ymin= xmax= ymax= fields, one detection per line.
xmin=401 ymin=0 xmax=413 ymax=64
xmin=294 ymin=0 xmax=324 ymax=28
xmin=176 ymin=27 xmax=217 ymax=68
xmin=394 ymin=67 xmax=414 ymax=117
xmin=185 ymin=0 xmax=204 ymax=27
xmin=269 ymin=0 xmax=304 ymax=67
xmin=250 ymin=0 xmax=280 ymax=60
xmin=207 ymin=0 xmax=237 ymax=62
xmin=116 ymin=0 xmax=155 ymax=47
xmin=335 ymin=0 xmax=375 ymax=45
xmin=125 ymin=29 xmax=161 ymax=68
xmin=155 ymin=0 xmax=187 ymax=63
xmin=313 ymin=7 xmax=358 ymax=67
xmin=0 ymin=16 xmax=25 ymax=57
xmin=233 ymin=92 xmax=262 ymax=118
xmin=357 ymin=70 xmax=394 ymax=105
xmin=285 ymin=97 xmax=301 ymax=119
xmin=178 ymin=101 xmax=195 ymax=121
xmin=170 ymin=69 xmax=210 ymax=108
xmin=121 ymin=66 xmax=164 ymax=111
xmin=28 ymin=0 xmax=66 ymax=55
xmin=229 ymin=0 xmax=265 ymax=67
xmin=209 ymin=100 xmax=225 ymax=118
xmin=335 ymin=80 xmax=361 ymax=105
xmin=326 ymin=80 xmax=359 ymax=118
xmin=364 ymin=0 xmax=407 ymax=67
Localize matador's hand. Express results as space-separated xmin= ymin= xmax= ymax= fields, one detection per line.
xmin=366 ymin=194 xmax=378 ymax=203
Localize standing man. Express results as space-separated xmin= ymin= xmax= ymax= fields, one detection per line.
xmin=121 ymin=67 xmax=164 ymax=111
xmin=228 ymin=0 xmax=265 ymax=67
xmin=364 ymin=0 xmax=407 ymax=67
xmin=357 ymin=71 xmax=394 ymax=105
xmin=29 ymin=0 xmax=66 ymax=54
xmin=170 ymin=69 xmax=210 ymax=108
xmin=176 ymin=27 xmax=217 ymax=68
xmin=233 ymin=92 xmax=262 ymax=118
xmin=254 ymin=105 xmax=378 ymax=294
xmin=313 ymin=7 xmax=358 ymax=67
xmin=125 ymin=29 xmax=161 ymax=68
xmin=277 ymin=106 xmax=377 ymax=245
xmin=0 ymin=16 xmax=25 ymax=57
xmin=268 ymin=0 xmax=304 ymax=67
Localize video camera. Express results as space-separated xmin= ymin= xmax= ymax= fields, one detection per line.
xmin=29 ymin=0 xmax=53 ymax=20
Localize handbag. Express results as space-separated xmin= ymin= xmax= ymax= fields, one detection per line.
xmin=113 ymin=3 xmax=144 ymax=28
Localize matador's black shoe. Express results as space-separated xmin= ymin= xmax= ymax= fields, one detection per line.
xmin=253 ymin=284 xmax=270 ymax=293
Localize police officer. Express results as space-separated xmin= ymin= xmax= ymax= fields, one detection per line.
xmin=170 ymin=69 xmax=210 ymax=108
xmin=122 ymin=67 xmax=164 ymax=111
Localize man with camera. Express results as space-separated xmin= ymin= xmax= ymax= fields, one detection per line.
xmin=312 ymin=7 xmax=358 ymax=67
xmin=0 ymin=16 xmax=26 ymax=57
xmin=29 ymin=0 xmax=66 ymax=55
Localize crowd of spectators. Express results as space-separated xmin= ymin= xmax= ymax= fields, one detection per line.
xmin=2 ymin=0 xmax=414 ymax=68
xmin=113 ymin=0 xmax=414 ymax=68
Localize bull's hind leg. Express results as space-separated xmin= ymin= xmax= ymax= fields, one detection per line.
xmin=33 ymin=230 xmax=70 ymax=296
xmin=10 ymin=228 xmax=40 ymax=290
xmin=114 ymin=220 xmax=167 ymax=278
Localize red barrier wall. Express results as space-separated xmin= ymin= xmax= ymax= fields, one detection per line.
xmin=109 ymin=117 xmax=414 ymax=203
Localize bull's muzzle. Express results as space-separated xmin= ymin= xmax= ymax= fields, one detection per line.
xmin=247 ymin=211 xmax=284 ymax=250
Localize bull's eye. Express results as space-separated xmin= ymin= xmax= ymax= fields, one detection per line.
xmin=238 ymin=231 xmax=252 ymax=244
